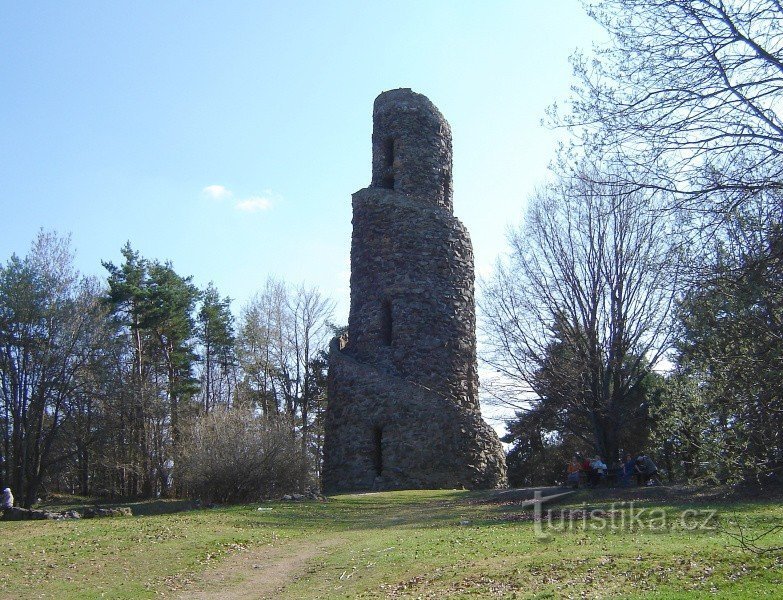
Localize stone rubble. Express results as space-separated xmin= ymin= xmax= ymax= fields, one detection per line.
xmin=1 ymin=507 xmax=82 ymax=520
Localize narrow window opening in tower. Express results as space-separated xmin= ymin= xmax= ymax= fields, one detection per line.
xmin=442 ymin=173 xmax=450 ymax=202
xmin=380 ymin=299 xmax=393 ymax=346
xmin=380 ymin=138 xmax=395 ymax=189
xmin=384 ymin=138 xmax=394 ymax=167
xmin=372 ymin=426 xmax=384 ymax=476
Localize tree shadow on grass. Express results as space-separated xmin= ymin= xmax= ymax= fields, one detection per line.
xmin=37 ymin=495 xmax=198 ymax=517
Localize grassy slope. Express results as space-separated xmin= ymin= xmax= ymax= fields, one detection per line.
xmin=0 ymin=489 xmax=781 ymax=599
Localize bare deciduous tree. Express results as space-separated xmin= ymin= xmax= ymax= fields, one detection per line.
xmin=481 ymin=168 xmax=679 ymax=461
xmin=0 ymin=231 xmax=113 ymax=506
xmin=557 ymin=0 xmax=783 ymax=213
xmin=236 ymin=278 xmax=334 ymax=471
xmin=237 ymin=278 xmax=289 ymax=416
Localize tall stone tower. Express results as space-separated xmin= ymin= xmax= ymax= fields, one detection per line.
xmin=322 ymin=89 xmax=506 ymax=493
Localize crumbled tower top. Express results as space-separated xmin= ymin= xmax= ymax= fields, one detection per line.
xmin=371 ymin=88 xmax=453 ymax=211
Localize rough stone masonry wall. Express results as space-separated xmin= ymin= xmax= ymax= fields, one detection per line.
xmin=322 ymin=88 xmax=506 ymax=494
xmin=324 ymin=338 xmax=506 ymax=492
xmin=370 ymin=88 xmax=453 ymax=211
xmin=346 ymin=187 xmax=479 ymax=409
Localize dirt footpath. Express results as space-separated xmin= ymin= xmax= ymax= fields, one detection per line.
xmin=174 ymin=538 xmax=342 ymax=600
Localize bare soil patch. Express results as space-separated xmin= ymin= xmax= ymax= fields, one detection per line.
xmin=173 ymin=537 xmax=343 ymax=600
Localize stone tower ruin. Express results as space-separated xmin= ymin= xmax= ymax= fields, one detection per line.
xmin=322 ymin=88 xmax=507 ymax=494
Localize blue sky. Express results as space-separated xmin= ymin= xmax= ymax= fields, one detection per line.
xmin=1 ymin=2 xmax=605 ymax=431
xmin=1 ymin=1 xmax=603 ymax=320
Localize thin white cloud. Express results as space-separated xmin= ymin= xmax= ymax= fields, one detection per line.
xmin=235 ymin=195 xmax=273 ymax=212
xmin=203 ymin=185 xmax=277 ymax=213
xmin=202 ymin=185 xmax=233 ymax=201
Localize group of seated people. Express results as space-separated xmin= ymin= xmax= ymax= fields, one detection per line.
xmin=566 ymin=452 xmax=660 ymax=488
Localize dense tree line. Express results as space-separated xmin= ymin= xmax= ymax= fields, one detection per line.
xmin=487 ymin=0 xmax=783 ymax=486
xmin=0 ymin=233 xmax=333 ymax=506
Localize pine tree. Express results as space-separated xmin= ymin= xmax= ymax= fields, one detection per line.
xmin=196 ymin=283 xmax=235 ymax=413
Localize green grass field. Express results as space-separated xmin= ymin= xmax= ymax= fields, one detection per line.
xmin=1 ymin=488 xmax=781 ymax=599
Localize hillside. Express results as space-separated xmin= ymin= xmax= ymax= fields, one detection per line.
xmin=1 ymin=488 xmax=781 ymax=599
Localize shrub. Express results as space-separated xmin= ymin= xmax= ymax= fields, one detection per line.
xmin=178 ymin=408 xmax=310 ymax=503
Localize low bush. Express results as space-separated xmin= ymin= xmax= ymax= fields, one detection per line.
xmin=178 ymin=408 xmax=310 ymax=503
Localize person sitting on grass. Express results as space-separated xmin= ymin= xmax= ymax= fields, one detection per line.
xmin=589 ymin=455 xmax=608 ymax=486
xmin=567 ymin=456 xmax=582 ymax=488
xmin=1 ymin=488 xmax=13 ymax=510
xmin=580 ymin=454 xmax=593 ymax=481
xmin=635 ymin=454 xmax=661 ymax=486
